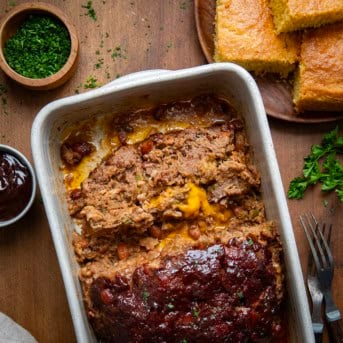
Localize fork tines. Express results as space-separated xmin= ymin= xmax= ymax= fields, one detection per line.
xmin=301 ymin=213 xmax=333 ymax=273
xmin=300 ymin=213 xmax=341 ymax=321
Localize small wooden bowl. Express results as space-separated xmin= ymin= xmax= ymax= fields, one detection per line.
xmin=0 ymin=2 xmax=79 ymax=90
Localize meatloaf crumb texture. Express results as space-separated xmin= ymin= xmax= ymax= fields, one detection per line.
xmin=62 ymin=95 xmax=286 ymax=342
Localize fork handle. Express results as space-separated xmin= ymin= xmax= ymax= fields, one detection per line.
xmin=327 ymin=320 xmax=343 ymax=343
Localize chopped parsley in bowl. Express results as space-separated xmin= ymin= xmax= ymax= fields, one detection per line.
xmin=0 ymin=2 xmax=79 ymax=90
xmin=4 ymin=14 xmax=71 ymax=79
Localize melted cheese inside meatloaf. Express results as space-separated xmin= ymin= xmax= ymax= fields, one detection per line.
xmin=61 ymin=95 xmax=286 ymax=343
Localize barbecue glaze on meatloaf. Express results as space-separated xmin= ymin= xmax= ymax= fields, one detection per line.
xmin=62 ymin=96 xmax=286 ymax=342
xmin=89 ymin=239 xmax=285 ymax=343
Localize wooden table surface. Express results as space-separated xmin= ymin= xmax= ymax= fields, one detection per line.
xmin=0 ymin=1 xmax=342 ymax=342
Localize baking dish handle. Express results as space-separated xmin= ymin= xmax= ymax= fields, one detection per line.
xmin=101 ymin=69 xmax=171 ymax=89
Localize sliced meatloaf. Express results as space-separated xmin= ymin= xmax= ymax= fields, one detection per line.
xmin=68 ymin=122 xmax=259 ymax=236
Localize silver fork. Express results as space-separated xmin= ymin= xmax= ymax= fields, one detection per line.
xmin=300 ymin=214 xmax=343 ymax=343
xmin=301 ymin=214 xmax=324 ymax=342
xmin=307 ymin=244 xmax=324 ymax=341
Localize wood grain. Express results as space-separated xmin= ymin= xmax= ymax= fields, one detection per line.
xmin=194 ymin=0 xmax=343 ymax=123
xmin=0 ymin=1 xmax=342 ymax=342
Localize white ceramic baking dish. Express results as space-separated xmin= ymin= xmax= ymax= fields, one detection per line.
xmin=31 ymin=63 xmax=313 ymax=343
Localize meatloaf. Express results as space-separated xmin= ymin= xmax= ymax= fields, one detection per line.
xmin=62 ymin=95 xmax=286 ymax=342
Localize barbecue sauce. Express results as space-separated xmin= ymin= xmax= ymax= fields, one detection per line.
xmin=90 ymin=240 xmax=286 ymax=342
xmin=0 ymin=152 xmax=33 ymax=222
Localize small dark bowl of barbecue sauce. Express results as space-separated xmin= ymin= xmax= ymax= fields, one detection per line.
xmin=0 ymin=144 xmax=36 ymax=227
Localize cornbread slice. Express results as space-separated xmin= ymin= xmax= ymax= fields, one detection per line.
xmin=215 ymin=0 xmax=299 ymax=77
xmin=293 ymin=22 xmax=343 ymax=112
xmin=270 ymin=0 xmax=343 ymax=33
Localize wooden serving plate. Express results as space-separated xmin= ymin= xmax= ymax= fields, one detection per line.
xmin=194 ymin=0 xmax=343 ymax=123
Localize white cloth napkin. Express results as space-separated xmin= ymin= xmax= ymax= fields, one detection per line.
xmin=0 ymin=313 xmax=37 ymax=343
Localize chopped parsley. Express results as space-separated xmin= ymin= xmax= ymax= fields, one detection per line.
xmin=288 ymin=127 xmax=343 ymax=202
xmin=94 ymin=57 xmax=104 ymax=69
xmin=82 ymin=1 xmax=97 ymax=21
xmin=166 ymin=303 xmax=175 ymax=310
xmin=179 ymin=0 xmax=192 ymax=10
xmin=111 ymin=46 xmax=127 ymax=61
xmin=142 ymin=291 xmax=150 ymax=302
xmin=83 ymin=75 xmax=101 ymax=89
xmin=246 ymin=238 xmax=254 ymax=246
xmin=0 ymin=84 xmax=8 ymax=115
xmin=4 ymin=14 xmax=71 ymax=78
xmin=105 ymin=66 xmax=111 ymax=79
xmin=180 ymin=1 xmax=187 ymax=10
xmin=237 ymin=291 xmax=244 ymax=300
xmin=74 ymin=83 xmax=82 ymax=94
xmin=192 ymin=306 xmax=200 ymax=318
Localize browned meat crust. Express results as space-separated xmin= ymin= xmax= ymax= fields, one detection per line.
xmin=88 ymin=238 xmax=285 ymax=343
xmin=61 ymin=141 xmax=95 ymax=167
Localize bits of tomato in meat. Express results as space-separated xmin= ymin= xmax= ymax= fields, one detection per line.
xmin=100 ymin=288 xmax=114 ymax=305
xmin=140 ymin=140 xmax=154 ymax=155
xmin=117 ymin=243 xmax=129 ymax=260
xmin=149 ymin=225 xmax=163 ymax=239
xmin=70 ymin=188 xmax=82 ymax=200
xmin=61 ymin=142 xmax=95 ymax=167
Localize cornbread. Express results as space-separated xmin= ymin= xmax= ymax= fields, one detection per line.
xmin=294 ymin=22 xmax=343 ymax=112
xmin=215 ymin=0 xmax=299 ymax=77
xmin=62 ymin=96 xmax=286 ymax=342
xmin=270 ymin=0 xmax=343 ymax=33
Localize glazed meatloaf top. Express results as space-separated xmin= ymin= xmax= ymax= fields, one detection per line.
xmin=89 ymin=238 xmax=284 ymax=343
xmin=62 ymin=95 xmax=286 ymax=343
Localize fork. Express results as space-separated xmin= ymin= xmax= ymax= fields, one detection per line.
xmin=300 ymin=214 xmax=343 ymax=343
xmin=306 ymin=238 xmax=324 ymax=342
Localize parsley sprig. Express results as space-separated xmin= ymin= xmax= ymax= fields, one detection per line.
xmin=288 ymin=127 xmax=343 ymax=202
